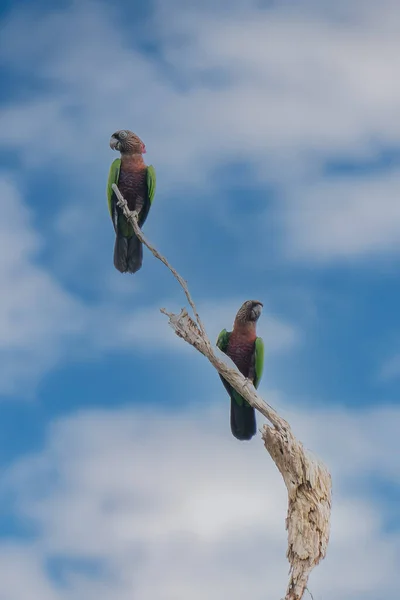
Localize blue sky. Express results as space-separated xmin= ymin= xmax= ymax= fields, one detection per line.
xmin=0 ymin=0 xmax=400 ymax=598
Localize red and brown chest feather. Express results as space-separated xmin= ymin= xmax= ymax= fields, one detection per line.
xmin=226 ymin=329 xmax=256 ymax=378
xmin=118 ymin=157 xmax=148 ymax=212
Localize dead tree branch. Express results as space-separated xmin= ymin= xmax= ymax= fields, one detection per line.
xmin=112 ymin=183 xmax=332 ymax=600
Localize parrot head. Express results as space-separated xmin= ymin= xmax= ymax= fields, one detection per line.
xmin=235 ymin=300 xmax=263 ymax=324
xmin=109 ymin=130 xmax=146 ymax=155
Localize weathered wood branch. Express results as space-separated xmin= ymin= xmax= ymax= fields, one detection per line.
xmin=112 ymin=183 xmax=332 ymax=600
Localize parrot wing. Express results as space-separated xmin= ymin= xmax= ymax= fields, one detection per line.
xmin=147 ymin=165 xmax=156 ymax=205
xmin=253 ymin=337 xmax=265 ymax=389
xmin=107 ymin=158 xmax=121 ymax=233
xmin=216 ymin=328 xmax=230 ymax=352
xmin=137 ymin=165 xmax=157 ymax=228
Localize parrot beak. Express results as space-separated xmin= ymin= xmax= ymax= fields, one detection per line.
xmin=109 ymin=136 xmax=120 ymax=151
xmin=250 ymin=301 xmax=263 ymax=321
xmin=141 ymin=142 xmax=147 ymax=154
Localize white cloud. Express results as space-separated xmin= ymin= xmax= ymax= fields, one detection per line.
xmin=0 ymin=545 xmax=59 ymax=600
xmin=1 ymin=401 xmax=400 ymax=599
xmin=0 ymin=176 xmax=86 ymax=395
xmin=278 ymin=173 xmax=400 ymax=261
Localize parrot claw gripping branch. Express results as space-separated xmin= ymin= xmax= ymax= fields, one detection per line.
xmin=111 ymin=180 xmax=332 ymax=600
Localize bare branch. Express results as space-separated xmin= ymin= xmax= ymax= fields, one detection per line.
xmin=112 ymin=184 xmax=332 ymax=600
xmin=112 ymin=183 xmax=210 ymax=346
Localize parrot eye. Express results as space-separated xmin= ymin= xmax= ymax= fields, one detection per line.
xmin=119 ymin=131 xmax=128 ymax=139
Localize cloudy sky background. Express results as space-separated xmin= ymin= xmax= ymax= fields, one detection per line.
xmin=0 ymin=0 xmax=399 ymax=597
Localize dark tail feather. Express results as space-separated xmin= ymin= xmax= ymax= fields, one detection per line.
xmin=126 ymin=235 xmax=143 ymax=274
xmin=114 ymin=233 xmax=129 ymax=273
xmin=230 ymin=397 xmax=257 ymax=441
xmin=113 ymin=233 xmax=143 ymax=274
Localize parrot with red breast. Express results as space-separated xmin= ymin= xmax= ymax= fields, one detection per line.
xmin=107 ymin=130 xmax=156 ymax=274
xmin=217 ymin=300 xmax=264 ymax=441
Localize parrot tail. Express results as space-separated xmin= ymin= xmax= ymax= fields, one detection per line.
xmin=113 ymin=233 xmax=129 ymax=273
xmin=113 ymin=233 xmax=143 ymax=274
xmin=126 ymin=235 xmax=143 ymax=274
xmin=230 ymin=397 xmax=257 ymax=441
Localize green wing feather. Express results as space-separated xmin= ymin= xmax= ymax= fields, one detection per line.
xmin=107 ymin=158 xmax=121 ymax=218
xmin=146 ymin=165 xmax=156 ymax=205
xmin=136 ymin=165 xmax=157 ymax=228
xmin=216 ymin=328 xmax=230 ymax=352
xmin=253 ymin=337 xmax=264 ymax=389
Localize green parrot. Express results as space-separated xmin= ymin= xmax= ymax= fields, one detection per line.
xmin=107 ymin=129 xmax=156 ymax=274
xmin=216 ymin=300 xmax=264 ymax=440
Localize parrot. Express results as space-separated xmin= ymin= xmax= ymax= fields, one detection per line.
xmin=216 ymin=300 xmax=264 ymax=441
xmin=107 ymin=130 xmax=156 ymax=274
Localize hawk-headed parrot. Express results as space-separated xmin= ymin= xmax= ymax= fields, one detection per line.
xmin=107 ymin=130 xmax=156 ymax=274
xmin=216 ymin=300 xmax=264 ymax=441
